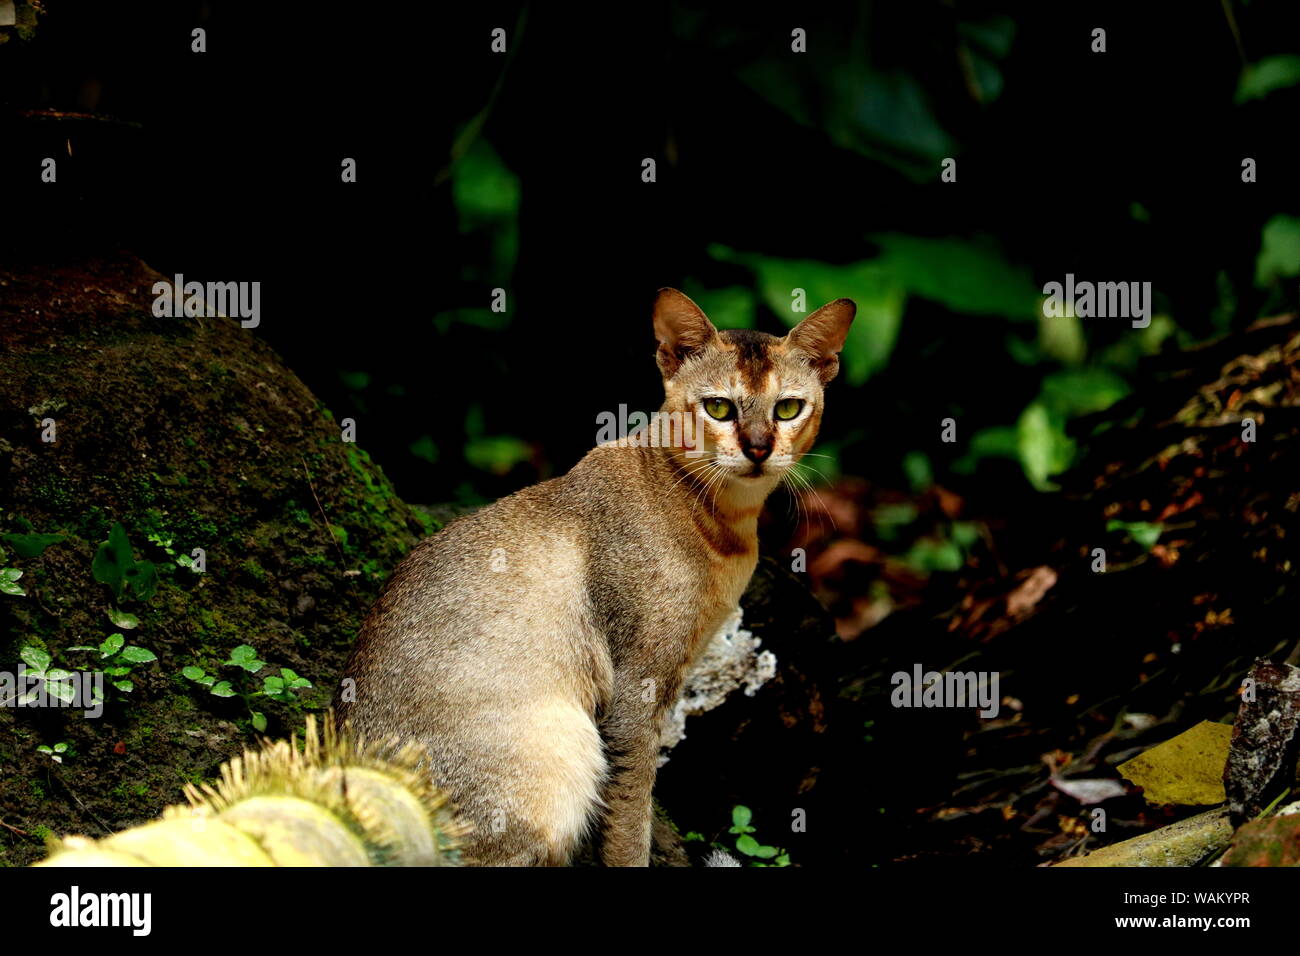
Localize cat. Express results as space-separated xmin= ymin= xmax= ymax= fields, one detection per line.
xmin=335 ymin=288 xmax=855 ymax=865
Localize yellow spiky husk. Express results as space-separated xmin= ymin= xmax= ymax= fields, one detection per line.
xmin=38 ymin=712 xmax=471 ymax=867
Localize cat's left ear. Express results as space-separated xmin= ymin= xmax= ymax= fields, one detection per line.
xmin=785 ymin=298 xmax=856 ymax=383
xmin=653 ymin=288 xmax=719 ymax=378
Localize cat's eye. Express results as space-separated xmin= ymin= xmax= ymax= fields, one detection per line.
xmin=703 ymin=397 xmax=735 ymax=421
xmin=774 ymin=398 xmax=804 ymax=421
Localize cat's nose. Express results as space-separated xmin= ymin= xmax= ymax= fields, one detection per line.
xmin=743 ymin=444 xmax=772 ymax=463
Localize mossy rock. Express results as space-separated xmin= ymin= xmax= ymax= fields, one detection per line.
xmin=0 ymin=252 xmax=432 ymax=865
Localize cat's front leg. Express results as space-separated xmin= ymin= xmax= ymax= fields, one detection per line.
xmin=597 ymin=679 xmax=667 ymax=866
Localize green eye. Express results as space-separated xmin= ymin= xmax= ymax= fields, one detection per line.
xmin=774 ymin=398 xmax=804 ymax=421
xmin=703 ymin=397 xmax=734 ymax=421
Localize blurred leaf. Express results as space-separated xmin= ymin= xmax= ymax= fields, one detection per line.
xmin=951 ymin=425 xmax=1019 ymax=475
xmin=1256 ymin=215 xmax=1300 ymax=287
xmin=1235 ymin=55 xmax=1300 ymax=104
xmin=1017 ymin=402 xmax=1073 ymax=492
xmin=453 ymin=137 xmax=520 ymax=225
xmin=432 ymin=307 xmax=512 ymax=334
xmin=871 ymin=234 xmax=1039 ymax=318
xmin=1 ymin=532 xmax=64 ymax=558
xmin=904 ymin=537 xmax=964 ymax=573
xmin=465 ymin=435 xmax=532 ymax=475
xmin=338 ymin=370 xmax=371 ymax=390
xmin=1038 ymin=368 xmax=1130 ymax=419
xmin=709 ymin=245 xmax=905 ymax=385
xmin=452 ymin=137 xmax=520 ymax=275
xmin=682 ymin=283 xmax=756 ymax=329
xmin=958 ymin=15 xmax=1015 ymax=59
xmin=739 ymin=60 xmax=953 ymax=181
xmin=901 ymin=450 xmax=932 ymax=492
xmin=409 ymin=435 xmax=440 ymax=464
xmin=1107 ymin=519 xmax=1163 ymax=551
xmin=1038 ymin=310 xmax=1086 ymax=364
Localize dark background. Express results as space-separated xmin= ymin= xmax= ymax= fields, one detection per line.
xmin=4 ymin=0 xmax=1296 ymax=509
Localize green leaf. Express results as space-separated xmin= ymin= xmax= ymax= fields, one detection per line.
xmin=226 ymin=645 xmax=266 ymax=672
xmin=750 ymin=843 xmax=779 ymax=859
xmin=408 ymin=435 xmax=440 ymax=465
xmin=210 ymin=681 xmax=236 ymax=698
xmin=123 ymin=560 xmax=158 ymax=602
xmin=451 ymin=138 xmax=520 ymax=274
xmin=1 ymin=533 xmax=65 ymax=558
xmin=1256 ymin=215 xmax=1300 ymax=287
xmin=19 ymin=646 xmax=50 ymax=674
xmin=262 ymin=676 xmax=285 ymax=694
xmin=99 ymin=633 xmax=125 ymax=658
xmin=680 ymin=284 xmax=757 ymax=330
xmin=46 ymin=681 xmax=75 ymax=703
xmin=54 ymin=742 xmax=67 ymax=753
xmin=251 ymin=711 xmax=268 ymax=732
xmin=904 ymin=537 xmax=965 ymax=573
xmin=1 ymin=567 xmax=22 ymax=581
xmin=870 ymin=233 xmax=1039 ymax=318
xmin=37 ymin=745 xmax=52 ymax=755
xmin=119 ymin=646 xmax=156 ymax=664
xmin=1107 ymin=519 xmax=1163 ymax=551
xmin=112 ymin=680 xmax=134 ymax=693
xmin=198 ymin=675 xmax=215 ymax=686
xmin=1236 ymin=55 xmax=1300 ymax=104
xmin=92 ymin=523 xmax=135 ymax=598
xmin=45 ymin=668 xmax=72 ymax=681
xmin=0 ymin=577 xmax=25 ymax=596
xmin=107 ymin=608 xmax=139 ymax=629
xmin=708 ymin=245 xmax=906 ymax=385
xmin=731 ymin=805 xmax=753 ymax=828
xmin=735 ymin=834 xmax=763 ymax=857
xmin=181 ymin=665 xmax=205 ymax=681
xmin=1016 ymin=402 xmax=1074 ymax=492
xmin=464 ymin=435 xmax=533 ymax=476
xmin=280 ymin=668 xmax=299 ymax=682
xmin=103 ymin=666 xmax=131 ymax=677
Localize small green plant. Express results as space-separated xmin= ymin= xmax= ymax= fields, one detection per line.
xmin=727 ymin=805 xmax=791 ymax=867
xmin=145 ymin=531 xmax=201 ymax=572
xmin=11 ymin=646 xmax=75 ymax=704
xmin=92 ymin=522 xmax=158 ymax=601
xmin=182 ymin=644 xmax=314 ymax=732
xmin=36 ymin=742 xmax=69 ymax=764
xmin=1 ymin=532 xmax=66 ymax=558
xmin=67 ymin=633 xmax=158 ymax=693
xmin=0 ymin=567 xmax=25 ymax=596
xmin=0 ymin=531 xmax=66 ymax=598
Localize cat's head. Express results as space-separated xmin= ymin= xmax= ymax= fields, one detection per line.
xmin=652 ymin=287 xmax=855 ymax=484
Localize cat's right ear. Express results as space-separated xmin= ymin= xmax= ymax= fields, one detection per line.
xmin=653 ymin=288 xmax=718 ymax=378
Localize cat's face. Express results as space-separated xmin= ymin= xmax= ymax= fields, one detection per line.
xmin=653 ymin=289 xmax=856 ymax=484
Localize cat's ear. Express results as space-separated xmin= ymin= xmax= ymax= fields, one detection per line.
xmin=785 ymin=298 xmax=856 ymax=383
xmin=653 ymin=288 xmax=719 ymax=378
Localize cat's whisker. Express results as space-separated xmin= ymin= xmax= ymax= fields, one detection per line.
xmin=788 ymin=461 xmax=838 ymax=533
